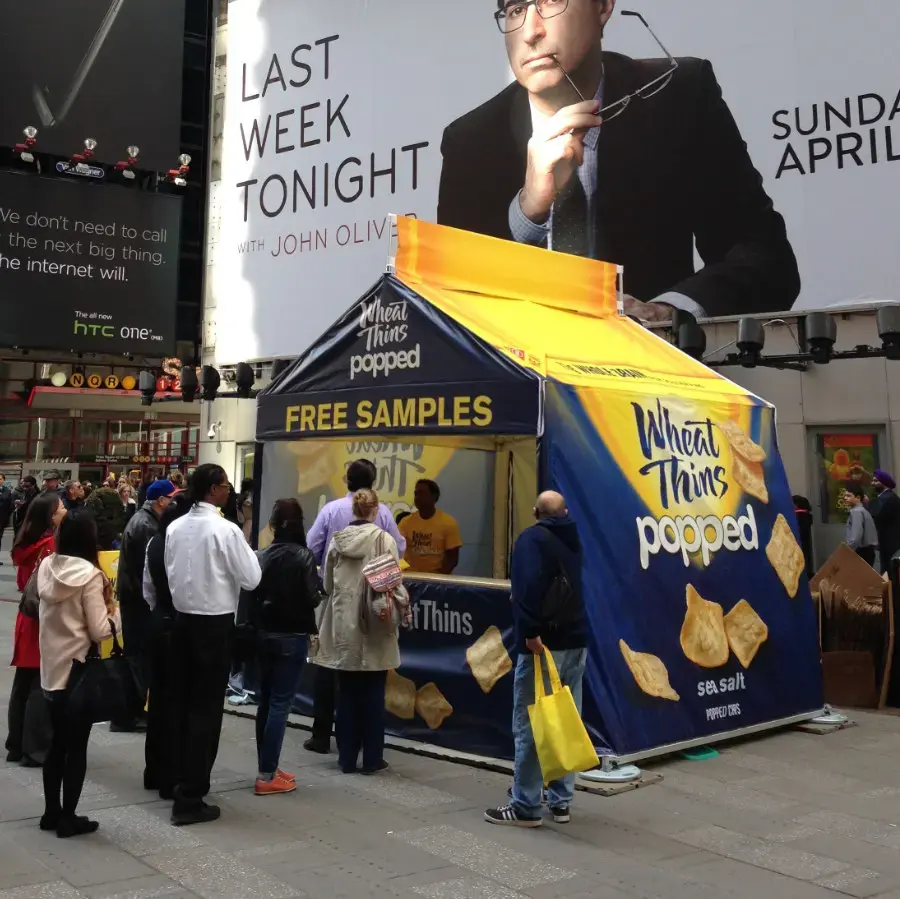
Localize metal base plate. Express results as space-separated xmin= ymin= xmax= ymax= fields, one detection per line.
xmin=810 ymin=712 xmax=849 ymax=725
xmin=580 ymin=763 xmax=642 ymax=784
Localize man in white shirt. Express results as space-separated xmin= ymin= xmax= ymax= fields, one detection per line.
xmin=165 ymin=463 xmax=262 ymax=826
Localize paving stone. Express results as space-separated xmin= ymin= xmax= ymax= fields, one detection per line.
xmin=676 ymin=824 xmax=849 ymax=881
xmin=0 ymin=884 xmax=82 ymax=899
xmin=413 ymin=877 xmax=522 ymax=899
xmin=393 ymin=825 xmax=577 ymax=890
xmin=147 ymin=846 xmax=299 ymax=899
xmin=90 ymin=806 xmax=202 ymax=856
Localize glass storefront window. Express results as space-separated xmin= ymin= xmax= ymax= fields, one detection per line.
xmin=75 ymin=421 xmax=108 ymax=457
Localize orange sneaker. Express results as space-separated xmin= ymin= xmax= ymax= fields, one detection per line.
xmin=276 ymin=769 xmax=296 ymax=783
xmin=254 ymin=775 xmax=296 ymax=796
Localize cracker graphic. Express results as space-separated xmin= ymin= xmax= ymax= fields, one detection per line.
xmin=680 ymin=584 xmax=730 ymax=668
xmin=619 ymin=639 xmax=680 ymax=702
xmin=766 ymin=513 xmax=805 ymax=598
xmin=384 ymin=669 xmax=416 ymax=720
xmin=415 ymin=682 xmax=453 ymax=730
xmin=732 ymin=452 xmax=769 ymax=504
xmin=466 ymin=625 xmax=512 ymax=694
xmin=724 ymin=600 xmax=769 ymax=669
xmin=718 ymin=419 xmax=767 ymax=463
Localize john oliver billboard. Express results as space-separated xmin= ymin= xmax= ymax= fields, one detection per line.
xmin=211 ymin=0 xmax=900 ymax=363
xmin=0 ymin=172 xmax=181 ymax=354
xmin=0 ymin=0 xmax=186 ymax=171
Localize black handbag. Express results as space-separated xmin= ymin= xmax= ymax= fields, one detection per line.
xmin=65 ymin=620 xmax=141 ymax=724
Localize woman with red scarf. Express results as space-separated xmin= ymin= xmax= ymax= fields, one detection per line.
xmin=5 ymin=492 xmax=66 ymax=765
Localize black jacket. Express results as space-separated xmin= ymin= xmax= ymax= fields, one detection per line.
xmin=118 ymin=502 xmax=160 ymax=607
xmin=248 ymin=539 xmax=320 ymax=635
xmin=511 ymin=515 xmax=586 ymax=652
xmin=145 ymin=533 xmax=174 ymax=618
xmin=437 ymin=53 xmax=800 ymax=319
xmin=872 ymin=489 xmax=900 ymax=564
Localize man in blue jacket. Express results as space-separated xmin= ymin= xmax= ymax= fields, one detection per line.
xmin=485 ymin=490 xmax=587 ymax=828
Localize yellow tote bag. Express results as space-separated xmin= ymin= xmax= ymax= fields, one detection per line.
xmin=527 ymin=650 xmax=599 ymax=784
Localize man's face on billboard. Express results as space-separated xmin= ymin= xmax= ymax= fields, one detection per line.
xmin=502 ymin=0 xmax=613 ymax=96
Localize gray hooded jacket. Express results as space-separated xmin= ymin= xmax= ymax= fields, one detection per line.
xmin=311 ymin=522 xmax=406 ymax=672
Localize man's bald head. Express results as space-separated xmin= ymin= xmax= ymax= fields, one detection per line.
xmin=535 ymin=491 xmax=567 ymax=520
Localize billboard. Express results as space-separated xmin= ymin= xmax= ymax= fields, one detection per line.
xmin=213 ymin=0 xmax=900 ymax=363
xmin=0 ymin=172 xmax=182 ymax=354
xmin=0 ymin=0 xmax=186 ymax=171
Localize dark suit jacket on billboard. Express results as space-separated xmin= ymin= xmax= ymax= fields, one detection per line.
xmin=437 ymin=53 xmax=800 ymax=319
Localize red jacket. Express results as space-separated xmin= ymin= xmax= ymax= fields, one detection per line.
xmin=10 ymin=533 xmax=55 ymax=669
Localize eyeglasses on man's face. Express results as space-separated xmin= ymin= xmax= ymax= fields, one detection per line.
xmin=494 ymin=0 xmax=571 ymax=34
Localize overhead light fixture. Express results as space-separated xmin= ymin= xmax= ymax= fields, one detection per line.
xmin=674 ymin=314 xmax=706 ymax=361
xmin=200 ymin=365 xmax=220 ymax=401
xmin=14 ymin=125 xmax=38 ymax=163
xmin=736 ymin=317 xmax=766 ymax=368
xmin=168 ymin=152 xmax=191 ymax=187
xmin=72 ymin=137 xmax=97 ymax=173
xmin=114 ymin=144 xmax=139 ymax=180
xmin=876 ymin=305 xmax=900 ymax=361
xmin=270 ymin=358 xmax=292 ymax=382
xmin=138 ymin=370 xmax=156 ymax=406
xmin=180 ymin=362 xmax=199 ymax=402
xmin=235 ymin=362 xmax=255 ymax=398
xmin=805 ymin=312 xmax=837 ymax=365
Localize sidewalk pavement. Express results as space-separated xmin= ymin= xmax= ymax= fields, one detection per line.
xmin=5 ymin=578 xmax=900 ymax=895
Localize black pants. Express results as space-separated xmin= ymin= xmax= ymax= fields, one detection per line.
xmin=144 ymin=615 xmax=177 ymax=791
xmin=43 ymin=691 xmax=93 ymax=819
xmin=6 ymin=667 xmax=51 ymax=763
xmin=119 ymin=598 xmax=152 ymax=721
xmin=336 ymin=670 xmax=386 ymax=773
xmin=170 ymin=612 xmax=234 ymax=805
xmin=310 ymin=664 xmax=337 ymax=744
xmin=857 ymin=546 xmax=877 ymax=566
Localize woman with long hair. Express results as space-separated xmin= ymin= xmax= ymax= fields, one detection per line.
xmin=142 ymin=492 xmax=192 ymax=800
xmin=312 ymin=488 xmax=408 ymax=775
xmin=5 ymin=493 xmax=66 ymax=766
xmin=37 ymin=511 xmax=120 ymax=837
xmin=249 ymin=499 xmax=319 ymax=795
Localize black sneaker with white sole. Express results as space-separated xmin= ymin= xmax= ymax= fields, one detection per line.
xmin=549 ymin=804 xmax=570 ymax=823
xmin=484 ymin=805 xmax=542 ymax=828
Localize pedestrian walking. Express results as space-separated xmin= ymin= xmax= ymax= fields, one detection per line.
xmin=5 ymin=493 xmax=66 ymax=767
xmin=248 ymin=499 xmax=320 ymax=795
xmin=164 ymin=464 xmax=261 ymax=826
xmin=311 ymin=488 xmax=408 ymax=775
xmin=486 ymin=491 xmax=587 ymax=827
xmin=38 ymin=512 xmax=121 ymax=837
xmin=141 ymin=492 xmax=193 ymax=800
xmin=303 ymin=459 xmax=405 ymax=755
xmin=844 ymin=484 xmax=879 ymax=566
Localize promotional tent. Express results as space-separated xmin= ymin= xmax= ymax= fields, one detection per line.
xmin=257 ymin=217 xmax=824 ymax=762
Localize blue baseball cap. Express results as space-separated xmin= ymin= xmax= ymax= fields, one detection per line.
xmin=146 ymin=479 xmax=179 ymax=502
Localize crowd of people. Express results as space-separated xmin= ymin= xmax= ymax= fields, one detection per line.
xmin=2 ymin=454 xmax=588 ymax=836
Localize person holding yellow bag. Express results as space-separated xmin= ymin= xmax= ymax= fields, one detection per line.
xmin=485 ymin=491 xmax=590 ymax=828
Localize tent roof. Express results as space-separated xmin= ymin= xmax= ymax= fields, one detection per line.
xmin=257 ymin=218 xmax=765 ymax=441
xmin=393 ymin=217 xmax=763 ymax=406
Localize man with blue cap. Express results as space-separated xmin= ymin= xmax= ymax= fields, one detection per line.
xmin=871 ymin=470 xmax=900 ymax=572
xmin=115 ymin=479 xmax=180 ymax=735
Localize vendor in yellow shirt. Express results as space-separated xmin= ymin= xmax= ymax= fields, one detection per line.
xmin=399 ymin=479 xmax=462 ymax=574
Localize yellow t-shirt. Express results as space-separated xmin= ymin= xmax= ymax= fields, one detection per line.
xmin=399 ymin=509 xmax=463 ymax=574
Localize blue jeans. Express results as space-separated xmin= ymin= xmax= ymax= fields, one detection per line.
xmin=255 ymin=633 xmax=306 ymax=777
xmin=511 ymin=647 xmax=587 ymax=817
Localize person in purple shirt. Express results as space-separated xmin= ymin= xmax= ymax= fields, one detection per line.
xmin=306 ymin=460 xmax=406 ymax=566
xmin=303 ymin=459 xmax=406 ymax=754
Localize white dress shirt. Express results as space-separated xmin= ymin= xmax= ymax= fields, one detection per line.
xmin=164 ymin=502 xmax=262 ymax=616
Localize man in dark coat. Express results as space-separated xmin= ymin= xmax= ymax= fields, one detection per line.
xmin=871 ymin=470 xmax=900 ymax=572
xmin=115 ymin=479 xmax=179 ymax=731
